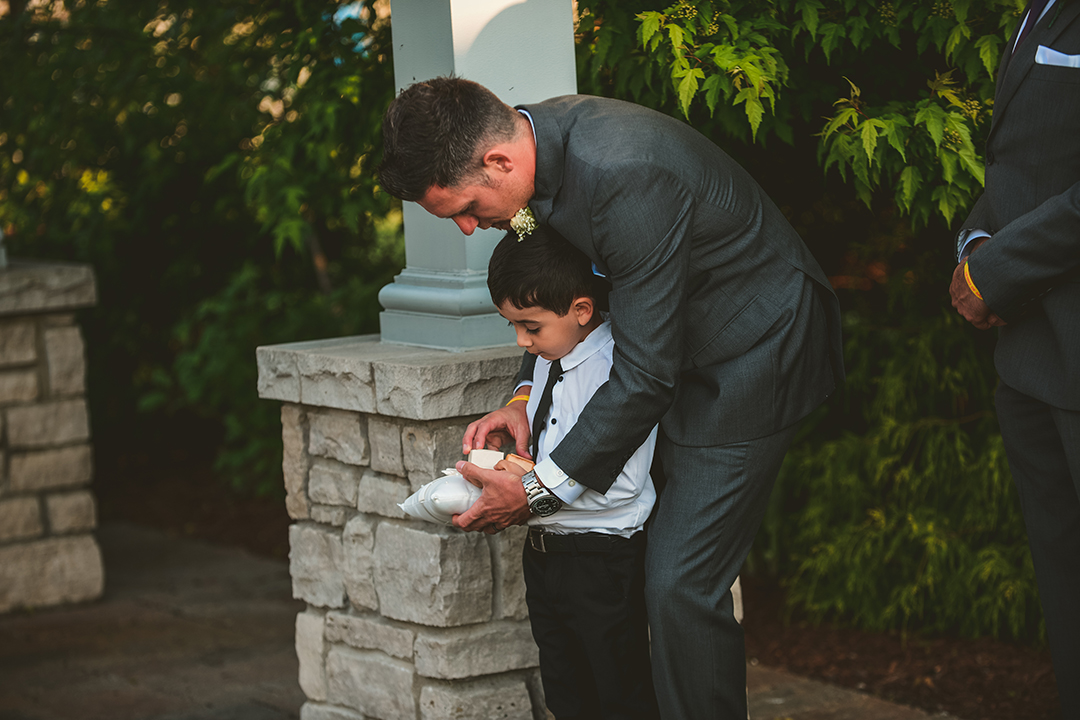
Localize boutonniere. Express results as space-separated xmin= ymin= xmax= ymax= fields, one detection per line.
xmin=510 ymin=207 xmax=537 ymax=241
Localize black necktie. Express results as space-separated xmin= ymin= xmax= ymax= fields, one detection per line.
xmin=531 ymin=359 xmax=562 ymax=461
xmin=1014 ymin=0 xmax=1051 ymax=53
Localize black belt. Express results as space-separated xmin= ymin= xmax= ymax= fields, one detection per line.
xmin=527 ymin=527 xmax=638 ymax=554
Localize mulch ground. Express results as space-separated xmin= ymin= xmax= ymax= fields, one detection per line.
xmin=95 ymin=444 xmax=1061 ymax=720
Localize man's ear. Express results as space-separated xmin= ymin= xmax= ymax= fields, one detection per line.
xmin=571 ymin=296 xmax=595 ymax=326
xmin=482 ymin=147 xmax=515 ymax=174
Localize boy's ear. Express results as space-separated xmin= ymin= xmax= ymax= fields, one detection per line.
xmin=571 ymin=296 xmax=595 ymax=326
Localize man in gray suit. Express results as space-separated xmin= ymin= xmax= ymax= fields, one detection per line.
xmin=949 ymin=0 xmax=1080 ymax=713
xmin=380 ymin=77 xmax=844 ymax=719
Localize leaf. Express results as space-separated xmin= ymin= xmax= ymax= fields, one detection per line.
xmin=677 ymin=68 xmax=705 ymax=117
xmin=975 ymin=34 xmax=1001 ymax=76
xmin=860 ymin=118 xmax=886 ymax=165
xmin=945 ymin=23 xmax=972 ymax=62
xmin=703 ymin=72 xmax=725 ymax=114
xmin=898 ymin=165 xmax=922 ymax=212
xmin=637 ymin=12 xmax=664 ymax=49
xmin=820 ymin=22 xmax=846 ymax=63
xmin=884 ymin=115 xmax=911 ymax=162
xmin=798 ymin=0 xmax=823 ymax=38
xmin=915 ymin=104 xmax=947 ymax=149
xmin=667 ymin=23 xmax=685 ymax=50
xmin=822 ymin=107 xmax=859 ymax=138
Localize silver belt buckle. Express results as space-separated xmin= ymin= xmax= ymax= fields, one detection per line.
xmin=529 ymin=528 xmax=547 ymax=553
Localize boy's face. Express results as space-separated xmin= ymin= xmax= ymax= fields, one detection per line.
xmin=497 ymin=299 xmax=595 ymax=361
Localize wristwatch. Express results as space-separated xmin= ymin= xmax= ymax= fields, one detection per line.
xmin=521 ymin=470 xmax=563 ymax=517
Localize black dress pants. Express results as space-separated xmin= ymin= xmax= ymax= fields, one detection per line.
xmin=996 ymin=382 xmax=1080 ymax=717
xmin=523 ymin=530 xmax=659 ymax=720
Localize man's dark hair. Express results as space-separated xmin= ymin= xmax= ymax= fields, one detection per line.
xmin=488 ymin=225 xmax=610 ymax=316
xmin=379 ymin=76 xmax=520 ymax=201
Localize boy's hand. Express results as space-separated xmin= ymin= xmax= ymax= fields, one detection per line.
xmin=462 ymin=400 xmax=532 ymax=459
xmin=452 ymin=461 xmax=531 ymax=534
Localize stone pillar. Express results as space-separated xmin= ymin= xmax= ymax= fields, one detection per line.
xmin=258 ymin=336 xmax=546 ymax=720
xmin=0 ymin=261 xmax=103 ymax=613
xmin=378 ymin=0 xmax=577 ymax=351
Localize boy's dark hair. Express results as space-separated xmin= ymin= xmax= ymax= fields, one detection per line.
xmin=488 ymin=225 xmax=610 ymax=315
xmin=379 ymin=76 xmax=520 ymax=201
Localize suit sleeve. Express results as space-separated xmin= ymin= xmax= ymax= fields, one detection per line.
xmin=968 ymin=180 xmax=1080 ymax=319
xmin=549 ymin=162 xmax=693 ymax=494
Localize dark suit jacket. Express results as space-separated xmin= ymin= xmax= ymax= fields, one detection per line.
xmin=518 ymin=96 xmax=844 ymax=494
xmin=962 ymin=1 xmax=1080 ymax=410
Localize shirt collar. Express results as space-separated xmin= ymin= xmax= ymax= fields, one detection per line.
xmin=555 ymin=319 xmax=612 ymax=373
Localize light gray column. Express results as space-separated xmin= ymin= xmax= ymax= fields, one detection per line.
xmin=379 ymin=0 xmax=577 ymax=350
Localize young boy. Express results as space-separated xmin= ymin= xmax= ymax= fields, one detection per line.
xmin=486 ymin=225 xmax=660 ymax=720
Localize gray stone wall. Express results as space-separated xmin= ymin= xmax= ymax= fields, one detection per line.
xmin=259 ymin=337 xmax=545 ymax=720
xmin=0 ymin=261 xmax=103 ymax=613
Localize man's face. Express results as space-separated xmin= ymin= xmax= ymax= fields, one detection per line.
xmin=497 ymin=300 xmax=589 ymax=362
xmin=417 ymin=172 xmax=530 ymax=236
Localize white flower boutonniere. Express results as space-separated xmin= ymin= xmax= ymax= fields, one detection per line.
xmin=510 ymin=207 xmax=537 ymax=241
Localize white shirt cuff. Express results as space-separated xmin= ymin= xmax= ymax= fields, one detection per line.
xmin=514 ymin=382 xmax=532 ymax=395
xmin=958 ymin=229 xmax=990 ymax=261
xmin=534 ymin=458 xmax=586 ymax=504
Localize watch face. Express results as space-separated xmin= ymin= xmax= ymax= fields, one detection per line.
xmin=532 ymin=496 xmax=562 ymax=517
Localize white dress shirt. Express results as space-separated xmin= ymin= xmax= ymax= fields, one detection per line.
xmin=526 ymin=320 xmax=657 ymax=536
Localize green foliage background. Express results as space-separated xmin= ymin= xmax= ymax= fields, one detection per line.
xmin=0 ymin=0 xmax=1042 ymax=643
xmin=1 ymin=0 xmax=402 ymax=491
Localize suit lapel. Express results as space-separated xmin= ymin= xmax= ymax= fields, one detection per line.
xmin=517 ymin=103 xmax=565 ymax=225
xmin=991 ymin=1 xmax=1080 ymax=140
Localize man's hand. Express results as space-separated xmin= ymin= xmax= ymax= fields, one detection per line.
xmin=950 ymin=261 xmax=1006 ymax=330
xmin=461 ymin=398 xmax=532 ymax=459
xmin=452 ymin=461 xmax=531 ymax=534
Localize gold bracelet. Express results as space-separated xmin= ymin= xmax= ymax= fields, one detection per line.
xmin=964 ymin=261 xmax=983 ymax=301
xmin=506 ymin=394 xmax=530 ymax=406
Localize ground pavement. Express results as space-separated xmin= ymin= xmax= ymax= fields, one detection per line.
xmin=0 ymin=524 xmax=945 ymax=720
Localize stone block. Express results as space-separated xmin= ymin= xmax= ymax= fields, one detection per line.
xmin=43 ymin=326 xmax=86 ymax=396
xmin=45 ymin=490 xmax=96 ymax=534
xmin=326 ymin=646 xmax=416 ymax=720
xmin=296 ymin=610 xmax=328 ymax=702
xmin=0 ymin=496 xmax=43 ymax=542
xmin=0 ymin=320 xmax=36 ymax=366
xmin=357 ymin=469 xmax=408 ymax=519
xmin=368 ymin=415 xmax=405 ymax=476
xmin=0 ymin=535 xmax=104 ymax=612
xmin=309 ymin=459 xmax=361 ymax=507
xmin=342 ymin=515 xmax=377 ymax=611
xmin=311 ymin=505 xmax=350 ymax=527
xmin=309 ymin=408 xmax=368 ymax=466
xmin=325 ymin=611 xmax=415 ymax=660
xmin=0 ymin=261 xmax=96 ymax=316
xmin=491 ymin=526 xmax=529 ymax=620
xmin=299 ymin=703 xmax=367 ymax=720
xmin=0 ymin=369 xmax=38 ymax=404
xmin=257 ymin=345 xmax=302 ymax=403
xmin=8 ymin=445 xmax=93 ymax=492
xmin=282 ymin=405 xmax=311 ymax=520
xmin=415 ymin=621 xmax=539 ymax=680
xmin=402 ymin=420 xmax=474 ymax=491
xmin=295 ymin=339 xmax=381 ymax=413
xmin=290 ymin=523 xmax=346 ymax=609
xmin=6 ymin=399 xmax=90 ymax=449
xmin=374 ymin=348 xmax=522 ymax=420
xmin=374 ymin=522 xmax=492 ymax=627
xmin=419 ymin=675 xmax=535 ymax=720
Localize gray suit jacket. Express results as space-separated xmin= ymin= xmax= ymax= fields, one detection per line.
xmin=519 ymin=96 xmax=844 ymax=494
xmin=962 ymin=1 xmax=1080 ymax=409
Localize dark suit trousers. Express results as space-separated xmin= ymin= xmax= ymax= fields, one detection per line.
xmin=645 ymin=424 xmax=798 ymax=720
xmin=996 ymin=382 xmax=1080 ymax=716
xmin=523 ymin=532 xmax=659 ymax=720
